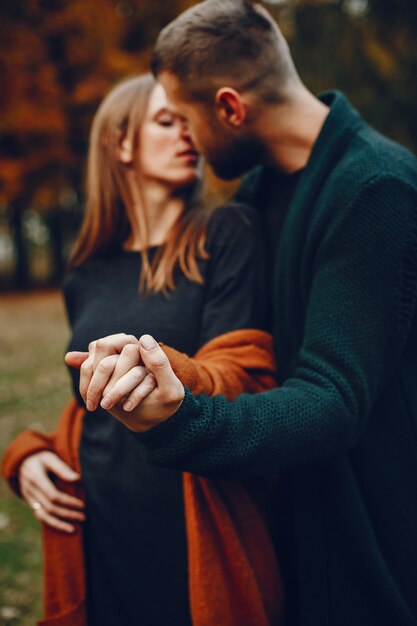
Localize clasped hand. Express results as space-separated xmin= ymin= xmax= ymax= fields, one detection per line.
xmin=65 ymin=333 xmax=185 ymax=432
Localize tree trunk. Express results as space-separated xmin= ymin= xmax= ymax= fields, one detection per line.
xmin=9 ymin=200 xmax=30 ymax=289
xmin=46 ymin=208 xmax=65 ymax=285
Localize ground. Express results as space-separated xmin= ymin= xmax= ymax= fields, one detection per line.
xmin=0 ymin=291 xmax=71 ymax=626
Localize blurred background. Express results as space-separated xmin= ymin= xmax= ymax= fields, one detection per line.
xmin=0 ymin=0 xmax=416 ymax=624
xmin=0 ymin=0 xmax=416 ymax=291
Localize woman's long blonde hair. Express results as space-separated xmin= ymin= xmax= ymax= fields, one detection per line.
xmin=69 ymin=74 xmax=210 ymax=293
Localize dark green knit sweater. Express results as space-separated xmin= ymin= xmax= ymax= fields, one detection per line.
xmin=138 ymin=92 xmax=417 ymax=626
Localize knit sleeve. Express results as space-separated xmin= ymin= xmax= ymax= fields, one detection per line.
xmin=136 ymin=176 xmax=417 ymax=478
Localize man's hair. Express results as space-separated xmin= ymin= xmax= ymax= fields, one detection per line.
xmin=151 ymin=0 xmax=301 ymax=104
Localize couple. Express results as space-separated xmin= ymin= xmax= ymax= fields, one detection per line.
xmin=4 ymin=1 xmax=417 ymax=626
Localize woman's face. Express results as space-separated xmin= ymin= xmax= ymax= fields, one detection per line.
xmin=136 ymin=83 xmax=201 ymax=188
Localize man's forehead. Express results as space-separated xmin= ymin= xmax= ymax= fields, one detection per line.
xmin=157 ymin=85 xmax=188 ymax=119
xmin=162 ymin=95 xmax=185 ymax=116
xmin=158 ymin=70 xmax=180 ymax=90
xmin=158 ymin=72 xmax=189 ymax=103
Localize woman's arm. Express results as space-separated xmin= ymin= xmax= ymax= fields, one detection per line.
xmin=162 ymin=328 xmax=276 ymax=397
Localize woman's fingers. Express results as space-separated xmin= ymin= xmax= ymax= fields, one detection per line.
xmin=22 ymin=483 xmax=83 ymax=534
xmin=84 ymin=354 xmax=119 ymax=411
xmin=100 ymin=366 xmax=150 ymax=410
xmin=64 ymin=351 xmax=89 ymax=369
xmin=91 ymin=334 xmax=139 ymax=371
xmin=20 ymin=453 xmax=85 ymax=510
xmin=25 ymin=484 xmax=86 ymax=524
xmin=19 ymin=451 xmax=85 ymax=534
xmin=26 ymin=490 xmax=78 ymax=534
xmin=40 ymin=452 xmax=85 ymax=509
xmin=37 ymin=509 xmax=77 ymax=534
xmin=123 ymin=374 xmax=157 ymax=411
xmin=79 ymin=355 xmax=94 ymax=404
xmin=99 ymin=336 xmax=184 ymax=432
xmin=86 ymin=343 xmax=144 ymax=411
xmin=77 ymin=334 xmax=138 ymax=406
xmin=20 ymin=452 xmax=86 ymax=533
xmin=102 ymin=344 xmax=143 ymax=397
xmin=41 ymin=450 xmax=80 ymax=482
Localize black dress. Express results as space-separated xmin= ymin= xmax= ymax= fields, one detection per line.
xmin=63 ymin=205 xmax=267 ymax=626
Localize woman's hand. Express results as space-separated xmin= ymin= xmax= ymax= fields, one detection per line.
xmin=101 ymin=335 xmax=185 ymax=432
xmin=66 ymin=334 xmax=184 ymax=433
xmin=19 ymin=451 xmax=85 ymax=534
xmin=65 ymin=333 xmax=141 ymax=411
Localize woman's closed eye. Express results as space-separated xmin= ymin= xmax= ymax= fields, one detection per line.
xmin=155 ymin=111 xmax=176 ymax=127
xmin=158 ymin=118 xmax=175 ymax=127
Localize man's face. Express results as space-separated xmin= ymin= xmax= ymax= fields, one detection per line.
xmin=158 ymin=72 xmax=264 ymax=180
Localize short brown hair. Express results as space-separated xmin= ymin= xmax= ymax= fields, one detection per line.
xmin=151 ymin=0 xmax=300 ymax=103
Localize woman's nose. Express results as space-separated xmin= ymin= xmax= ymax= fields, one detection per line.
xmin=179 ymin=121 xmax=192 ymax=142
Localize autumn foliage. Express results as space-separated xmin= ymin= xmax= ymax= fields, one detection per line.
xmin=0 ymin=0 xmax=416 ymax=287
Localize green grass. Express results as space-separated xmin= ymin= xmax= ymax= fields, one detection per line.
xmin=0 ymin=291 xmax=71 ymax=626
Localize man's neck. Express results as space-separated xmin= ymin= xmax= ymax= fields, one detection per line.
xmin=254 ymin=87 xmax=330 ymax=174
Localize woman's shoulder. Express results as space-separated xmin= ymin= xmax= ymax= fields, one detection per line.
xmin=206 ymin=202 xmax=263 ymax=248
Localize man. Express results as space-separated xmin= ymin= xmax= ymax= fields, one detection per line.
xmin=67 ymin=1 xmax=417 ymax=624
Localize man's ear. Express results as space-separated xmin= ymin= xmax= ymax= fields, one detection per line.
xmin=117 ymin=136 xmax=134 ymax=165
xmin=214 ymin=88 xmax=246 ymax=128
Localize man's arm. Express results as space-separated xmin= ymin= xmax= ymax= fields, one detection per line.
xmin=68 ymin=177 xmax=417 ymax=478
xmin=131 ymin=177 xmax=417 ymax=478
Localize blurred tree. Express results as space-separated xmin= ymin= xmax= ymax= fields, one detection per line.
xmin=0 ymin=0 xmax=188 ymax=288
xmin=362 ymin=0 xmax=417 ymax=149
xmin=268 ymin=0 xmax=417 ymax=152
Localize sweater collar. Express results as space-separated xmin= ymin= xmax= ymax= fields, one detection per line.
xmin=313 ymin=90 xmax=364 ymax=160
xmin=296 ymin=90 xmax=364 ymax=196
xmin=238 ymin=91 xmax=364 ymax=206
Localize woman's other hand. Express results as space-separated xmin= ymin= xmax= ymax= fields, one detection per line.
xmin=19 ymin=451 xmax=85 ymax=534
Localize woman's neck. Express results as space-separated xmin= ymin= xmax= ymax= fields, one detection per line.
xmin=124 ymin=174 xmax=185 ymax=251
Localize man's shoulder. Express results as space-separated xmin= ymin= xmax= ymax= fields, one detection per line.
xmin=344 ymin=122 xmax=417 ymax=184
xmin=314 ymin=91 xmax=417 ymax=203
xmin=321 ymin=122 xmax=417 ymax=215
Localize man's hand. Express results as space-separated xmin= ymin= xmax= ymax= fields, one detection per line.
xmin=65 ymin=334 xmax=185 ymax=432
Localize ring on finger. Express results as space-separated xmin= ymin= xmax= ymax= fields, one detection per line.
xmin=31 ymin=501 xmax=43 ymax=511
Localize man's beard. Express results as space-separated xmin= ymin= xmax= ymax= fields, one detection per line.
xmin=207 ymin=133 xmax=265 ymax=181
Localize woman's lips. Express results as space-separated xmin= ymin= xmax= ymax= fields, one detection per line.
xmin=177 ymin=149 xmax=199 ymax=156
xmin=177 ymin=150 xmax=200 ymax=163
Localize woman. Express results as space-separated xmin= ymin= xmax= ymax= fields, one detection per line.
xmin=2 ymin=75 xmax=282 ymax=626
